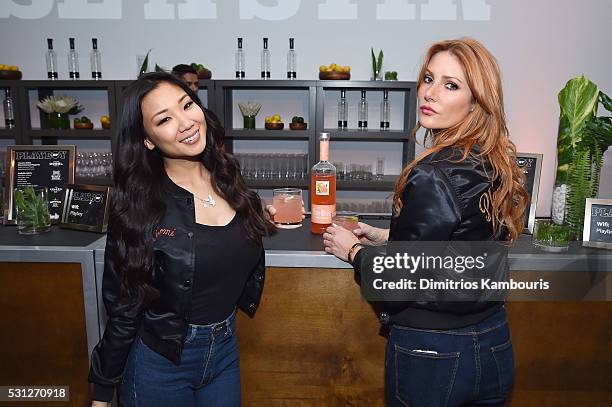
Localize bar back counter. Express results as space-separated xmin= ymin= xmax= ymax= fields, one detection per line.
xmin=1 ymin=219 xmax=610 ymax=406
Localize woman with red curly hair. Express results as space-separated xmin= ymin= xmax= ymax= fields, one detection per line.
xmin=324 ymin=38 xmax=528 ymax=406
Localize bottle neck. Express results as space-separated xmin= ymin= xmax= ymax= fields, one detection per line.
xmin=320 ymin=140 xmax=329 ymax=162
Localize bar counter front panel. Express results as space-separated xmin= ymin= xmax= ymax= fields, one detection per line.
xmin=1 ymin=219 xmax=611 ymax=406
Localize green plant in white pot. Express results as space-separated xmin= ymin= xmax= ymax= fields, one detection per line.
xmin=553 ymin=76 xmax=612 ymax=237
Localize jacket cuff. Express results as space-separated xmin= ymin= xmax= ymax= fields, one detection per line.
xmin=352 ymin=248 xmax=364 ymax=277
xmin=91 ymin=383 xmax=115 ymax=403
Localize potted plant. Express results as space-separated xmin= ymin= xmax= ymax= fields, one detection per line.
xmin=371 ymin=48 xmax=383 ymax=81
xmin=36 ymin=95 xmax=84 ymax=129
xmin=553 ymin=76 xmax=612 ymax=238
xmin=238 ymin=102 xmax=262 ymax=129
xmin=14 ymin=186 xmax=51 ymax=235
xmin=533 ymin=219 xmax=570 ymax=252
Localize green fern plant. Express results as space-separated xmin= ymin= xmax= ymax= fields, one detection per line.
xmin=556 ymin=77 xmax=611 ymax=236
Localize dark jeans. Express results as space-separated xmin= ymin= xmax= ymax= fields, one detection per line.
xmin=385 ymin=306 xmax=514 ymax=407
xmin=121 ymin=311 xmax=240 ymax=407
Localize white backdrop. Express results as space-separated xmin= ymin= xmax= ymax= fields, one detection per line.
xmin=2 ymin=0 xmax=611 ymax=216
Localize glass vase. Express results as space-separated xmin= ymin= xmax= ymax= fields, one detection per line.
xmin=551 ymin=183 xmax=568 ymax=225
xmin=243 ymin=115 xmax=256 ymax=129
xmin=49 ymin=112 xmax=70 ymax=129
xmin=14 ymin=186 xmax=51 ymax=235
xmin=532 ymin=219 xmax=569 ymax=252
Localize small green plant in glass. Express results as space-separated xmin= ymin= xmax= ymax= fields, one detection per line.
xmin=14 ymin=186 xmax=51 ymax=235
xmin=533 ymin=219 xmax=569 ymax=252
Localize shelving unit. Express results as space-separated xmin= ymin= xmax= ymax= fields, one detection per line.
xmin=16 ymin=80 xmax=117 ymax=148
xmin=315 ymin=80 xmax=416 ymax=170
xmin=2 ymin=78 xmax=417 ymax=210
xmin=0 ymin=80 xmax=25 ymax=144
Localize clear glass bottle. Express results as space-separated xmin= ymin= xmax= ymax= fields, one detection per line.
xmin=261 ymin=37 xmax=270 ymax=79
xmin=235 ymin=37 xmax=245 ymax=79
xmin=358 ymin=89 xmax=368 ymax=130
xmin=46 ymin=38 xmax=58 ymax=80
xmin=380 ymin=90 xmax=390 ymax=130
xmin=68 ymin=37 xmax=80 ymax=79
xmin=287 ymin=37 xmax=296 ymax=79
xmin=90 ymin=38 xmax=102 ymax=79
xmin=310 ymin=133 xmax=336 ymax=234
xmin=3 ymin=89 xmax=15 ymax=129
xmin=338 ymin=89 xmax=347 ymax=130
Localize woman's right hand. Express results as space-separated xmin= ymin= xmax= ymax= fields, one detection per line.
xmin=354 ymin=222 xmax=389 ymax=246
xmin=91 ymin=401 xmax=111 ymax=407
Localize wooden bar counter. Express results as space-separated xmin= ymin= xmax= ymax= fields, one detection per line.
xmin=1 ymin=219 xmax=611 ymax=406
xmin=235 ymin=219 xmax=612 ymax=407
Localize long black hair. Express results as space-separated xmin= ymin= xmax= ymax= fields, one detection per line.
xmin=110 ymin=72 xmax=275 ymax=306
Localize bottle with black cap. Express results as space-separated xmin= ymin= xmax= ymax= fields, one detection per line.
xmin=261 ymin=37 xmax=270 ymax=79
xmin=90 ymin=38 xmax=102 ymax=80
xmin=380 ymin=90 xmax=390 ymax=130
xmin=235 ymin=37 xmax=245 ymax=79
xmin=3 ymin=89 xmax=15 ymax=129
xmin=358 ymin=89 xmax=368 ymax=130
xmin=338 ymin=89 xmax=347 ymax=130
xmin=287 ymin=38 xmax=296 ymax=79
xmin=68 ymin=37 xmax=80 ymax=79
xmin=45 ymin=38 xmax=58 ymax=80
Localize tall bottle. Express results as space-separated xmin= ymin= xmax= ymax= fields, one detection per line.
xmin=287 ymin=37 xmax=296 ymax=79
xmin=46 ymin=38 xmax=58 ymax=80
xmin=261 ymin=37 xmax=270 ymax=79
xmin=90 ymin=38 xmax=102 ymax=79
xmin=3 ymin=89 xmax=15 ymax=129
xmin=358 ymin=89 xmax=368 ymax=130
xmin=311 ymin=133 xmax=336 ymax=234
xmin=68 ymin=37 xmax=80 ymax=79
xmin=338 ymin=89 xmax=347 ymax=130
xmin=380 ymin=89 xmax=390 ymax=130
xmin=235 ymin=37 xmax=245 ymax=79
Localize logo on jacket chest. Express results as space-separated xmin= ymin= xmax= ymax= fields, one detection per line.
xmin=479 ymin=189 xmax=495 ymax=223
xmin=154 ymin=227 xmax=177 ymax=240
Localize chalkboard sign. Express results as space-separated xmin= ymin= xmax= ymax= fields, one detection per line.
xmin=516 ymin=153 xmax=542 ymax=234
xmin=5 ymin=145 xmax=76 ymax=224
xmin=583 ymin=198 xmax=612 ymax=249
xmin=60 ymin=184 xmax=111 ymax=233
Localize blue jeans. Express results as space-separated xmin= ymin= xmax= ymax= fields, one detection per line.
xmin=385 ymin=306 xmax=514 ymax=407
xmin=121 ymin=311 xmax=240 ymax=407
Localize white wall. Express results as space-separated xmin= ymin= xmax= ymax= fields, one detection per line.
xmin=2 ymin=0 xmax=611 ymax=216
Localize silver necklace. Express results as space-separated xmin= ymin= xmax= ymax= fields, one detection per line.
xmin=194 ymin=194 xmax=216 ymax=208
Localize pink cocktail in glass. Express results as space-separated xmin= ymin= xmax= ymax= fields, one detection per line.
xmin=273 ymin=188 xmax=302 ymax=229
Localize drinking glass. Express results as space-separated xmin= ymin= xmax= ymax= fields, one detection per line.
xmin=376 ymin=157 xmax=384 ymax=180
xmin=14 ymin=186 xmax=51 ymax=235
xmin=272 ymin=188 xmax=302 ymax=229
xmin=332 ymin=211 xmax=359 ymax=232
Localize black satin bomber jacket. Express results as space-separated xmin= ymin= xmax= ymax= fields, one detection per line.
xmin=88 ymin=175 xmax=266 ymax=402
xmin=354 ymin=146 xmax=506 ymax=329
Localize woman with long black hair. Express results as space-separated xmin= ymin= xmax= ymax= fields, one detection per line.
xmin=89 ymin=72 xmax=276 ymax=406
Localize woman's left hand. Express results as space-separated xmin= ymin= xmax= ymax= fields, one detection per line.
xmin=266 ymin=200 xmax=306 ymax=224
xmin=323 ymin=224 xmax=360 ymax=261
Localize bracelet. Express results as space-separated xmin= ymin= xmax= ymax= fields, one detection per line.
xmin=347 ymin=243 xmax=363 ymax=265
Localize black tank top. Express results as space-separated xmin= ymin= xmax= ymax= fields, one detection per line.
xmin=190 ymin=214 xmax=261 ymax=324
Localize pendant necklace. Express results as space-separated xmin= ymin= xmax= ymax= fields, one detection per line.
xmin=194 ymin=193 xmax=216 ymax=208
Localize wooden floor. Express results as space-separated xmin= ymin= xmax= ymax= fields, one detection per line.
xmin=237 ymin=267 xmax=612 ymax=407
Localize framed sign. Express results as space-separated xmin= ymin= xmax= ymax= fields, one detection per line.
xmin=583 ymin=198 xmax=612 ymax=249
xmin=60 ymin=184 xmax=111 ymax=233
xmin=5 ymin=145 xmax=76 ymax=224
xmin=517 ymin=153 xmax=543 ymax=234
